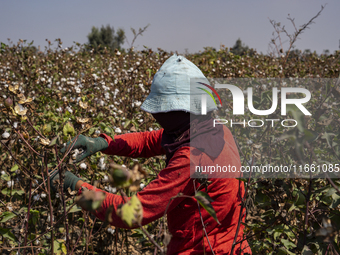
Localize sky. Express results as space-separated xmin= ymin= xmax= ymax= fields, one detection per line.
xmin=1 ymin=0 xmax=339 ymax=55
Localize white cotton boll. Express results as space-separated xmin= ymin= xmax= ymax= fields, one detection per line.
xmin=75 ymin=87 xmax=81 ymax=93
xmin=98 ymin=157 xmax=106 ymax=170
xmin=1 ymin=171 xmax=6 ymax=175
xmin=2 ymin=131 xmax=10 ymax=139
xmin=7 ymin=180 xmax=14 ymax=188
xmin=41 ymin=193 xmax=47 ymax=198
xmin=115 ymin=127 xmax=122 ymax=133
xmin=47 ymin=215 xmax=55 ymax=223
xmin=134 ymin=101 xmax=142 ymax=107
xmin=103 ymin=175 xmax=109 ymax=182
xmin=40 ymin=77 xmax=45 ymax=82
xmin=138 ymin=119 xmax=143 ymax=123
xmin=32 ymin=179 xmax=38 ymax=187
xmin=140 ymin=183 xmax=145 ymax=189
xmin=80 ymin=163 xmax=87 ymax=170
xmin=72 ymin=149 xmax=80 ymax=160
xmin=149 ymin=127 xmax=153 ymax=132
xmin=95 ymin=130 xmax=101 ymax=135
xmin=107 ymin=227 xmax=115 ymax=234
xmin=121 ymin=164 xmax=126 ymax=168
xmin=138 ymin=83 xmax=145 ymax=93
xmin=105 ymin=185 xmax=117 ymax=193
xmin=65 ymin=106 xmax=73 ymax=114
xmin=246 ymin=140 xmax=253 ymax=145
xmin=13 ymin=122 xmax=18 ymax=129
xmin=33 ymin=194 xmax=40 ymax=201
xmin=117 ymin=110 xmax=123 ymax=114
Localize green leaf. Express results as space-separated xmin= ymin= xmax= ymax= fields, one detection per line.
xmin=110 ymin=167 xmax=131 ymax=187
xmin=278 ymin=129 xmax=298 ymax=141
xmin=286 ymin=105 xmax=305 ymax=132
xmin=274 ymin=230 xmax=282 ymax=240
xmin=67 ymin=205 xmax=82 ymax=214
xmin=29 ymin=210 xmax=40 ymax=225
xmin=116 ymin=195 xmax=143 ymax=227
xmin=277 ymin=247 xmax=296 ymax=255
xmin=281 ymin=238 xmax=296 ymax=250
xmin=331 ymin=192 xmax=340 ymax=209
xmin=63 ymin=122 xmax=75 ymax=136
xmin=61 ymin=243 xmax=67 ymax=254
xmin=75 ymin=189 xmax=106 ymax=211
xmin=1 ymin=173 xmax=10 ymax=182
xmin=0 ymin=212 xmax=17 ymax=223
xmin=124 ymin=120 xmax=131 ymax=129
xmin=195 ymin=191 xmax=220 ymax=225
xmin=53 ymin=240 xmax=66 ymax=255
xmin=303 ymin=129 xmax=319 ymax=143
xmin=288 ymin=204 xmax=296 ymax=213
xmin=88 ymin=127 xmax=97 ymax=135
xmin=48 ymin=136 xmax=59 ymax=147
xmin=0 ymin=227 xmax=17 ymax=242
xmin=104 ymin=126 xmax=113 ymax=134
xmin=12 ymin=189 xmax=24 ymax=196
xmin=99 ymin=122 xmax=107 ymax=130
xmin=322 ymin=132 xmax=336 ymax=148
xmin=10 ymin=164 xmax=19 ymax=172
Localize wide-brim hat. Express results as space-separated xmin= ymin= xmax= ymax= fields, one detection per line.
xmin=141 ymin=54 xmax=217 ymax=115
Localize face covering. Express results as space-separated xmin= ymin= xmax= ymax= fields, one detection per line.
xmin=152 ymin=111 xmax=225 ymax=165
xmin=152 ymin=111 xmax=191 ymax=135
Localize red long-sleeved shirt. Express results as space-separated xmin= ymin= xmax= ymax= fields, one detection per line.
xmin=79 ymin=127 xmax=252 ymax=254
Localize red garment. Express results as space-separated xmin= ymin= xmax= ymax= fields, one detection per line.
xmin=79 ymin=127 xmax=252 ymax=254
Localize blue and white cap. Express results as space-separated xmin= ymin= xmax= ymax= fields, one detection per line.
xmin=141 ymin=54 xmax=217 ymax=115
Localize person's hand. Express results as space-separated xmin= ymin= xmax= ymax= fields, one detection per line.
xmin=60 ymin=134 xmax=108 ymax=162
xmin=49 ymin=170 xmax=83 ymax=193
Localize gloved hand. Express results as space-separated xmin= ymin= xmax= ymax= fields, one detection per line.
xmin=49 ymin=169 xmax=82 ymax=193
xmin=60 ymin=134 xmax=109 ymax=162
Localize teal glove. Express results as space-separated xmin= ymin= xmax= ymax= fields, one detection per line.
xmin=49 ymin=169 xmax=82 ymax=193
xmin=60 ymin=134 xmax=109 ymax=162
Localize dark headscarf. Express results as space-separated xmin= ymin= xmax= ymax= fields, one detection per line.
xmin=152 ymin=111 xmax=225 ymax=166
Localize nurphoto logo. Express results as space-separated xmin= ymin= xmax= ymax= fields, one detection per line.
xmin=199 ymin=82 xmax=311 ymax=116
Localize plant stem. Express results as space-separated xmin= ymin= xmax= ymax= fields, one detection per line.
xmin=44 ymin=152 xmax=54 ymax=254
xmin=22 ymin=179 xmax=32 ymax=255
xmin=193 ymin=181 xmax=215 ymax=255
xmin=138 ymin=224 xmax=164 ymax=254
